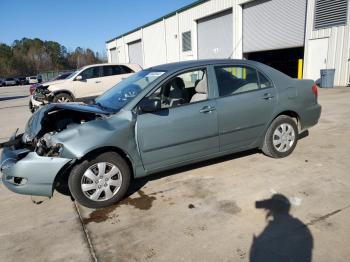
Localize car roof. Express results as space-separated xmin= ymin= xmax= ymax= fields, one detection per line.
xmin=82 ymin=63 xmax=140 ymax=69
xmin=147 ymin=59 xmax=264 ymax=72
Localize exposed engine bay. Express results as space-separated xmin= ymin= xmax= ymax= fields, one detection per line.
xmin=1 ymin=103 xmax=110 ymax=158
xmin=33 ymin=109 xmax=98 ymax=156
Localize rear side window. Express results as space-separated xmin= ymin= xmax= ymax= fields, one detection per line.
xmin=120 ymin=65 xmax=134 ymax=74
xmin=103 ymin=65 xmax=123 ymax=77
xmin=215 ymin=65 xmax=260 ymax=96
xmin=80 ymin=66 xmax=101 ymax=79
xmin=258 ymin=72 xmax=273 ymax=89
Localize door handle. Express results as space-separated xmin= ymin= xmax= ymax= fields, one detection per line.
xmin=261 ymin=93 xmax=274 ymax=100
xmin=95 ymin=80 xmax=101 ymax=83
xmin=200 ymin=106 xmax=216 ymax=113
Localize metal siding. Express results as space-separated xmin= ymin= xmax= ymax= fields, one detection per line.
xmin=197 ymin=9 xmax=233 ymax=59
xmin=243 ymin=0 xmax=307 ymax=53
xmin=165 ymin=15 xmax=180 ymax=63
xmin=128 ymin=40 xmax=143 ymax=66
xmin=143 ymin=21 xmax=167 ymax=67
xmin=304 ymin=0 xmax=350 ymax=86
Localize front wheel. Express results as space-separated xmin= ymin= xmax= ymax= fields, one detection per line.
xmin=68 ymin=152 xmax=131 ymax=208
xmin=53 ymin=93 xmax=73 ymax=103
xmin=262 ymin=115 xmax=298 ymax=158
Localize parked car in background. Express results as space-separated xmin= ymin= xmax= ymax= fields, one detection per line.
xmin=29 ymin=63 xmax=141 ymax=112
xmin=0 ymin=59 xmax=322 ymax=208
xmin=16 ymin=77 xmax=29 ymax=85
xmin=0 ymin=78 xmax=4 ymax=86
xmin=4 ymin=78 xmax=17 ymax=86
xmin=27 ymin=76 xmax=39 ymax=84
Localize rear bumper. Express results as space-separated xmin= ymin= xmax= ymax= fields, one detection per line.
xmin=0 ymin=144 xmax=72 ymax=197
xmin=301 ymin=104 xmax=322 ymax=130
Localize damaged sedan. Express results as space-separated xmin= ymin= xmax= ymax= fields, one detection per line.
xmin=0 ymin=59 xmax=321 ymax=208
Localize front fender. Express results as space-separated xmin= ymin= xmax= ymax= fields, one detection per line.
xmin=50 ymin=110 xmax=143 ymax=173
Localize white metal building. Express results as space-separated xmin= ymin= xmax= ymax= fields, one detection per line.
xmin=106 ymin=0 xmax=350 ymax=86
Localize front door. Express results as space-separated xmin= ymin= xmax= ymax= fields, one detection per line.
xmin=214 ymin=65 xmax=276 ymax=151
xmin=72 ymin=66 xmax=102 ymax=99
xmin=136 ymin=68 xmax=219 ymax=172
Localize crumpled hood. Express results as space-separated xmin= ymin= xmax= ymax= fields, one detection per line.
xmin=23 ymin=103 xmax=111 ymax=142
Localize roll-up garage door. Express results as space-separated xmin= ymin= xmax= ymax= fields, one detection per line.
xmin=243 ymin=0 xmax=307 ymax=53
xmin=128 ymin=40 xmax=143 ymax=66
xmin=110 ymin=48 xmax=118 ymax=63
xmin=197 ymin=9 xmax=233 ymax=59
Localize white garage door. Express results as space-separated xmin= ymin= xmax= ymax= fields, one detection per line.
xmin=128 ymin=40 xmax=143 ymax=66
xmin=110 ymin=48 xmax=118 ymax=63
xmin=243 ymin=0 xmax=307 ymax=53
xmin=197 ymin=9 xmax=233 ymax=59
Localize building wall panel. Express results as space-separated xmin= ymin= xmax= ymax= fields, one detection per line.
xmin=143 ymin=21 xmax=167 ymax=67
xmin=304 ymin=0 xmax=350 ymax=86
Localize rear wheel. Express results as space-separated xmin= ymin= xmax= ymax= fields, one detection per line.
xmin=262 ymin=115 xmax=298 ymax=158
xmin=53 ymin=93 xmax=73 ymax=103
xmin=68 ymin=152 xmax=131 ymax=208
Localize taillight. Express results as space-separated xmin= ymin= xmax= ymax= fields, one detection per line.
xmin=312 ymin=83 xmax=318 ymax=103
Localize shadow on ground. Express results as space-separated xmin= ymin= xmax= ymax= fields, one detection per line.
xmin=250 ymin=194 xmax=313 ymax=262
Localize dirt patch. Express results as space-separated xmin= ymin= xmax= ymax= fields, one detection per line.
xmin=83 ymin=190 xmax=157 ymax=224
xmin=218 ymin=200 xmax=242 ymax=215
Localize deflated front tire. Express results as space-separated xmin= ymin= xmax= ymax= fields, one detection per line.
xmin=68 ymin=152 xmax=131 ymax=208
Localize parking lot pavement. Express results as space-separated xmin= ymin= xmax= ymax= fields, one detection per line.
xmin=0 ymin=86 xmax=94 ymax=262
xmin=1 ymin=86 xmax=350 ymax=261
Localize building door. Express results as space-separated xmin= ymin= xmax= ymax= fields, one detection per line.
xmin=243 ymin=0 xmax=307 ymax=78
xmin=110 ymin=48 xmax=118 ymax=63
xmin=197 ymin=9 xmax=233 ymax=59
xmin=305 ymin=38 xmax=329 ymax=81
xmin=128 ymin=40 xmax=143 ymax=67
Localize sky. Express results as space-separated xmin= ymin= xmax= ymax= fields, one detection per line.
xmin=0 ymin=0 xmax=195 ymax=54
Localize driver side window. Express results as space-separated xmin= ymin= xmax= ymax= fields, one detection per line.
xmin=150 ymin=68 xmax=208 ymax=109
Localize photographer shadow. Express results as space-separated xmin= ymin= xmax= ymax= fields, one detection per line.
xmin=250 ymin=194 xmax=313 ymax=262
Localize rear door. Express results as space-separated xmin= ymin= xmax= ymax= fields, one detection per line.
xmin=214 ymin=64 xmax=276 ymax=151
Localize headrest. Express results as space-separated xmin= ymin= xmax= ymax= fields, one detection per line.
xmin=195 ymin=74 xmax=207 ymax=94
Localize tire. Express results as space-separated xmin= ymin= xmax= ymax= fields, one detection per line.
xmin=262 ymin=115 xmax=298 ymax=158
xmin=53 ymin=93 xmax=73 ymax=103
xmin=68 ymin=152 xmax=131 ymax=208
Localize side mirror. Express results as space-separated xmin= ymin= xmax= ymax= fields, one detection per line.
xmin=139 ymin=98 xmax=161 ymax=113
xmin=75 ymin=75 xmax=83 ymax=81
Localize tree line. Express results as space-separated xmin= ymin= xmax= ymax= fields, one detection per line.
xmin=0 ymin=38 xmax=106 ymax=77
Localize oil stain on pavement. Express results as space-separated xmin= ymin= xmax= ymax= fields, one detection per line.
xmin=83 ymin=190 xmax=157 ymax=224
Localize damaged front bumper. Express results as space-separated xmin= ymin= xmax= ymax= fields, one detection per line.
xmin=0 ymin=137 xmax=72 ymax=197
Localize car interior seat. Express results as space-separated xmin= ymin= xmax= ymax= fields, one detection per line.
xmin=190 ymin=74 xmax=208 ymax=102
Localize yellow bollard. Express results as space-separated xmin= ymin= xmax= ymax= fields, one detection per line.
xmin=298 ymin=59 xmax=303 ymax=80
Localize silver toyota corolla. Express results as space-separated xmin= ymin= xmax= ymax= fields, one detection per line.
xmin=0 ymin=59 xmax=321 ymax=208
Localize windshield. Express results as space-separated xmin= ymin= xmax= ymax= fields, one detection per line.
xmin=95 ymin=70 xmax=165 ymax=111
xmin=66 ymin=70 xmax=79 ymax=79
